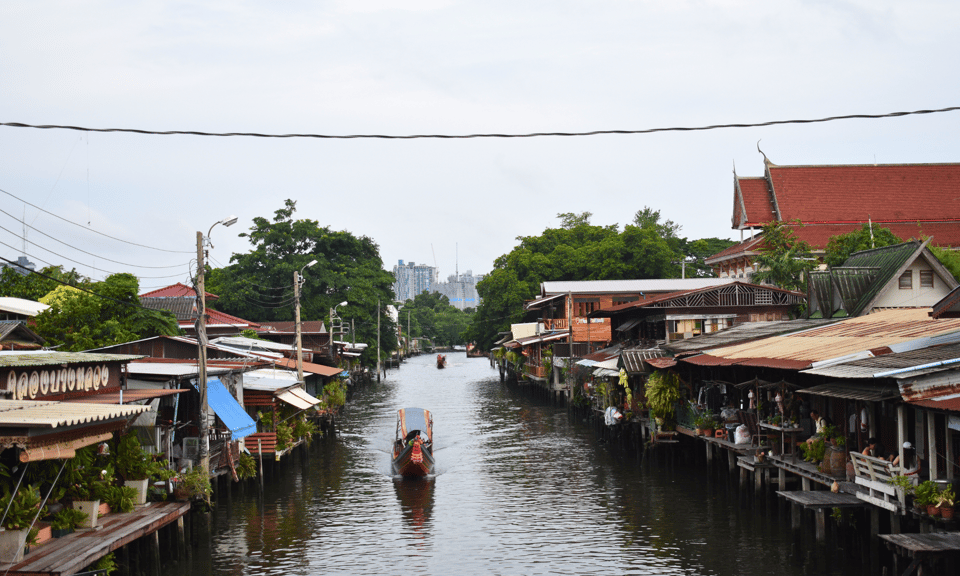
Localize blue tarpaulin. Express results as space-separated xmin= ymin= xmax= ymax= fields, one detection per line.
xmin=199 ymin=379 xmax=257 ymax=440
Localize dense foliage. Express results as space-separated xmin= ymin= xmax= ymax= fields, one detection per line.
xmin=0 ymin=268 xmax=179 ymax=351
xmin=824 ymin=224 xmax=903 ymax=267
xmin=465 ymin=209 xmax=735 ymax=349
xmin=398 ymin=291 xmax=474 ymax=346
xmin=750 ymin=221 xmax=816 ymax=292
xmin=206 ymin=199 xmax=398 ymax=366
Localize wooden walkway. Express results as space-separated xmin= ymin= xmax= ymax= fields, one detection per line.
xmin=3 ymin=501 xmax=190 ymax=576
xmin=777 ymin=490 xmax=869 ymax=542
xmin=879 ymin=532 xmax=960 ymax=576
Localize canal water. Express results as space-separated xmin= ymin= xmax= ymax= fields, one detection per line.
xmin=170 ymin=353 xmax=869 ymax=576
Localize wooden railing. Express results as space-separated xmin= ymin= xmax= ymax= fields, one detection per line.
xmin=524 ymin=364 xmax=548 ymax=379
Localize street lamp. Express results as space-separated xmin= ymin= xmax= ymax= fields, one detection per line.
xmin=329 ymin=301 xmax=347 ymax=360
xmin=196 ymin=215 xmax=238 ymax=475
xmin=295 ymin=259 xmax=319 ymax=382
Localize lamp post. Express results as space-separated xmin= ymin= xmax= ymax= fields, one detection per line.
xmin=329 ymin=300 xmax=347 ymax=361
xmin=294 ymin=259 xmax=318 ymax=383
xmin=196 ymin=215 xmax=238 ymax=475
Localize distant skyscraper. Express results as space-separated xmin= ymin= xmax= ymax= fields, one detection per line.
xmin=0 ymin=256 xmax=36 ymax=277
xmin=393 ymin=260 xmax=437 ymax=302
xmin=432 ymin=270 xmax=485 ymax=310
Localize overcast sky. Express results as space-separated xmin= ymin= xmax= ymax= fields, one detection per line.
xmin=2 ymin=1 xmax=959 ymax=293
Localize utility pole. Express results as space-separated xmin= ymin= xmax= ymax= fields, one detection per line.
xmin=295 ymin=270 xmax=304 ymax=382
xmin=194 ymin=215 xmax=237 ymax=476
xmin=196 ymin=231 xmax=209 ymax=474
xmin=407 ymin=310 xmax=411 ymax=357
xmin=566 ymin=291 xmax=573 ymax=393
xmin=376 ymin=298 xmax=381 ymax=383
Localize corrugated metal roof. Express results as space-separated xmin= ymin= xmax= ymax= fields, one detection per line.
xmin=907 ymin=395 xmax=960 ymax=412
xmin=524 ymin=293 xmax=566 ymax=311
xmin=662 ymin=320 xmax=837 ymax=354
xmin=646 ymin=357 xmax=677 ymax=369
xmin=0 ymin=351 xmax=143 ymax=367
xmin=67 ymin=389 xmax=185 ymax=404
xmin=271 ymin=357 xmax=343 ymax=377
xmin=0 ymin=399 xmax=149 ymax=428
xmin=685 ymin=309 xmax=960 ymax=369
xmin=541 ymin=278 xmax=735 ymax=296
xmin=802 ymin=342 xmax=960 ymax=379
xmin=801 ymin=382 xmax=901 ymax=401
xmin=127 ymin=362 xmax=232 ymax=377
xmin=621 ymin=348 xmax=668 ymax=373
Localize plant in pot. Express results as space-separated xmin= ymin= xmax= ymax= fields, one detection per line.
xmin=173 ymin=467 xmax=212 ymax=507
xmin=236 ymin=453 xmax=258 ymax=481
xmin=49 ymin=507 xmax=87 ymax=538
xmin=914 ymin=480 xmax=939 ymax=515
xmin=936 ymin=486 xmax=955 ymax=520
xmin=63 ymin=447 xmax=111 ymax=529
xmin=0 ymin=484 xmax=45 ymax=563
xmin=645 ymin=371 xmax=682 ymax=434
xmin=888 ymin=475 xmax=916 ymax=509
xmin=113 ymin=432 xmax=153 ymax=506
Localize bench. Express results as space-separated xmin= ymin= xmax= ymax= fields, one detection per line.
xmin=850 ymin=451 xmax=912 ymax=513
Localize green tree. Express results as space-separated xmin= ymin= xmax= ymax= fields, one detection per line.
xmin=0 ymin=265 xmax=84 ymax=301
xmin=930 ymin=245 xmax=960 ymax=283
xmin=750 ymin=221 xmax=816 ymax=292
xmin=207 ymin=199 xmax=398 ymax=366
xmin=34 ymin=273 xmax=179 ymax=351
xmin=824 ymin=224 xmax=903 ymax=267
xmin=400 ymin=292 xmax=474 ymax=346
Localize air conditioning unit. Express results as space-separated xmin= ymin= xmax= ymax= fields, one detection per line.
xmin=183 ymin=437 xmax=199 ymax=460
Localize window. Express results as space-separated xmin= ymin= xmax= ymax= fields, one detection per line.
xmin=920 ymin=270 xmax=934 ymax=288
xmin=899 ymin=271 xmax=913 ymax=289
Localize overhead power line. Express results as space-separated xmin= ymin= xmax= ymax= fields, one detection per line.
xmin=0 ymin=187 xmax=193 ymax=254
xmin=2 ymin=106 xmax=959 ymax=140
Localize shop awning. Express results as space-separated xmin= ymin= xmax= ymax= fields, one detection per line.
xmin=277 ymin=388 xmax=322 ymax=410
xmin=204 ymin=379 xmax=257 ymax=440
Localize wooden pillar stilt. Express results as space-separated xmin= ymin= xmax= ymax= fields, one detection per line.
xmin=778 ymin=468 xmax=786 ymax=491
xmin=815 ymin=509 xmax=826 ymax=542
xmin=727 ymin=449 xmax=736 ymax=473
xmin=791 ymin=502 xmax=801 ymax=530
xmin=706 ymin=441 xmax=713 ymax=464
xmin=755 ymin=467 xmax=763 ymax=494
xmin=147 ymin=531 xmax=161 ymax=576
xmin=802 ymin=477 xmax=811 ymax=491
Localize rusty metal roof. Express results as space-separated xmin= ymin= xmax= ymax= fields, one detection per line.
xmin=802 ymin=342 xmax=960 ymax=379
xmin=0 ymin=351 xmax=143 ymax=367
xmin=621 ymin=348 xmax=668 ymax=373
xmin=907 ymin=395 xmax=960 ymax=412
xmin=0 ymin=399 xmax=149 ymax=428
xmin=684 ymin=309 xmax=960 ymax=371
xmin=800 ymin=382 xmax=901 ymax=401
xmin=662 ymin=319 xmax=836 ymax=354
xmin=645 ymin=357 xmax=677 ymax=370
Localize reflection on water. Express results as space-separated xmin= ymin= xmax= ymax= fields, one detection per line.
xmin=167 ymin=353 xmax=868 ymax=576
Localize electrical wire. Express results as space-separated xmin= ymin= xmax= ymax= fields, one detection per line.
xmin=0 ymin=186 xmax=193 ymax=254
xmin=2 ymin=106 xmax=958 ymax=140
xmin=0 ymin=236 xmax=189 ymax=279
xmin=0 ymin=207 xmax=190 ymax=269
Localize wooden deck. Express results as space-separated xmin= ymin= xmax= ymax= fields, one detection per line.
xmin=879 ymin=532 xmax=960 ymax=575
xmin=776 ymin=490 xmax=868 ymax=509
xmin=3 ymin=501 xmax=190 ymax=576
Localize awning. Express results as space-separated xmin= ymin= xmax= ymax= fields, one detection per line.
xmin=18 ymin=432 xmax=113 ymax=462
xmin=593 ymin=368 xmax=619 ymax=378
xmin=270 ymin=358 xmax=343 ymax=377
xmin=616 ymin=318 xmax=642 ymax=332
xmin=203 ymin=379 xmax=257 ymax=440
xmin=801 ymin=382 xmax=901 ymax=402
xmin=277 ymin=388 xmax=322 ymax=410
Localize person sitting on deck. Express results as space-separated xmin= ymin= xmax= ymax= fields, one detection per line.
xmin=862 ymin=437 xmax=889 ymax=460
xmin=805 ymin=410 xmax=829 ymax=446
xmin=891 ymin=441 xmax=923 ymax=476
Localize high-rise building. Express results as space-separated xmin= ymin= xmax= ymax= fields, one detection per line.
xmin=432 ymin=270 xmax=484 ymax=310
xmin=393 ymin=260 xmax=437 ymax=303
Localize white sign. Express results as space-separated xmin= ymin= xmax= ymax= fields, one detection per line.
xmin=6 ymin=365 xmax=110 ymax=400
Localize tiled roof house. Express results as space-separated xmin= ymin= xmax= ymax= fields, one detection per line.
xmin=706 ymin=158 xmax=960 ymax=278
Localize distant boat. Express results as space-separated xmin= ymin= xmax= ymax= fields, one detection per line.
xmin=436 ymin=354 xmax=447 ymax=369
xmin=392 ymin=408 xmax=435 ymax=477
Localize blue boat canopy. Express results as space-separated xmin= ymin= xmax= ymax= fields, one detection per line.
xmin=195 ymin=379 xmax=257 ymax=441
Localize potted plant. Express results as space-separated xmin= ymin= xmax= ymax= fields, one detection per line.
xmin=49 ymin=507 xmax=87 ymax=538
xmin=888 ymin=475 xmax=916 ymax=509
xmin=173 ymin=467 xmax=212 ymax=506
xmin=645 ymin=371 xmax=682 ymax=433
xmin=693 ymin=414 xmax=708 ymax=436
xmin=914 ymin=481 xmax=939 ymax=515
xmin=113 ymin=432 xmax=152 ymax=505
xmin=63 ymin=447 xmax=111 ymax=529
xmin=0 ymin=484 xmax=44 ymax=563
xmin=236 ymin=453 xmax=258 ymax=481
xmin=936 ymin=486 xmax=955 ymax=520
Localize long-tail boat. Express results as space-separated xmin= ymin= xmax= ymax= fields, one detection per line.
xmin=436 ymin=354 xmax=447 ymax=369
xmin=392 ymin=408 xmax=435 ymax=477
